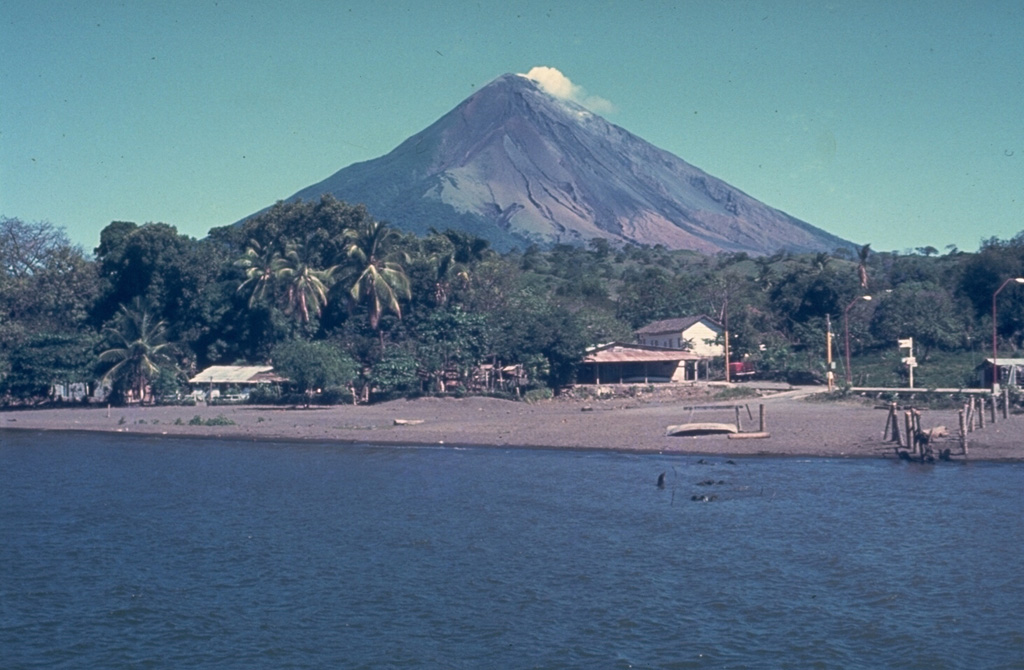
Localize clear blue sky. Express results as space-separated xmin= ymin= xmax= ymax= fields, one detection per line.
xmin=3 ymin=0 xmax=1022 ymax=254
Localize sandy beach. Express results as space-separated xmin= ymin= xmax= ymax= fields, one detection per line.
xmin=3 ymin=385 xmax=1023 ymax=461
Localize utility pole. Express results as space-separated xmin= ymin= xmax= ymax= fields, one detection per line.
xmin=826 ymin=315 xmax=834 ymax=391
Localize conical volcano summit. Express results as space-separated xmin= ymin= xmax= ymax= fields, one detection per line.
xmin=273 ymin=72 xmax=853 ymax=254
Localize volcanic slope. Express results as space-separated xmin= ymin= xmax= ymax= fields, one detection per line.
xmin=279 ymin=73 xmax=853 ymax=254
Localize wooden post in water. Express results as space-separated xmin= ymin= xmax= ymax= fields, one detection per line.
xmin=959 ymin=408 xmax=968 ymax=455
xmin=735 ymin=405 xmax=742 ymax=432
xmin=759 ymin=404 xmax=766 ymax=432
xmin=905 ymin=411 xmax=916 ymax=456
xmin=884 ymin=403 xmax=894 ymax=440
xmin=990 ymin=394 xmax=998 ymax=424
xmin=1003 ymin=387 xmax=1010 ymax=419
xmin=978 ymin=396 xmax=986 ymax=429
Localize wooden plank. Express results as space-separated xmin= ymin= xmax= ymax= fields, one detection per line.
xmin=728 ymin=431 xmax=771 ymax=439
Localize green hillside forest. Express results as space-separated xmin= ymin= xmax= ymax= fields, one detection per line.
xmin=3 ymin=196 xmax=1023 ymax=405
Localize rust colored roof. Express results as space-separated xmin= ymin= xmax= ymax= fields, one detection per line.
xmin=583 ymin=343 xmax=700 ymax=364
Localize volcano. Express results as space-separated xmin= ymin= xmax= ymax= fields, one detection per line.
xmin=272 ymin=73 xmax=853 ymax=254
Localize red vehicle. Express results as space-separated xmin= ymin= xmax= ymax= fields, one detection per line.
xmin=728 ymin=361 xmax=756 ymax=379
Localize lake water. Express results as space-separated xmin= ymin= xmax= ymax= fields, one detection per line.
xmin=2 ymin=430 xmax=1022 ymax=669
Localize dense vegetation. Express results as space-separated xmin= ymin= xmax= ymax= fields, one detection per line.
xmin=2 ymin=199 xmax=1023 ymax=405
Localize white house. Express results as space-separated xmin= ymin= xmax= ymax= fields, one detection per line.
xmin=188 ymin=365 xmax=287 ymax=400
xmin=634 ymin=316 xmax=724 ymax=357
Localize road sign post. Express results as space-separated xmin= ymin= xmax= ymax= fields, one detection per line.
xmin=898 ymin=338 xmax=915 ymax=388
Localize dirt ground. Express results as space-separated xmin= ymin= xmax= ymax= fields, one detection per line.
xmin=3 ymin=385 xmax=1022 ymax=461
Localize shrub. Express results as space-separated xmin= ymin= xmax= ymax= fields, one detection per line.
xmin=319 ymin=386 xmax=354 ymax=405
xmin=523 ymin=388 xmax=553 ymax=403
xmin=248 ymin=385 xmax=282 ymax=404
xmin=188 ymin=414 xmax=235 ymax=426
xmin=713 ymin=386 xmax=761 ymax=401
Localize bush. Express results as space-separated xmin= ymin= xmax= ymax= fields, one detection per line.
xmin=319 ymin=386 xmax=353 ymax=405
xmin=713 ymin=386 xmax=761 ymax=401
xmin=523 ymin=388 xmax=553 ymax=403
xmin=248 ymin=385 xmax=282 ymax=404
xmin=187 ymin=414 xmax=235 ymax=426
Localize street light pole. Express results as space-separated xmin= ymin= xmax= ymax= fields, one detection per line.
xmin=991 ymin=277 xmax=1024 ymax=391
xmin=844 ymin=295 xmax=872 ymax=387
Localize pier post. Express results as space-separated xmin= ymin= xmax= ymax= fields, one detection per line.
xmin=1003 ymin=387 xmax=1010 ymax=419
xmin=990 ymin=394 xmax=998 ymax=424
xmin=759 ymin=404 xmax=766 ymax=432
xmin=905 ymin=411 xmax=916 ymax=456
xmin=959 ymin=409 xmax=968 ymax=455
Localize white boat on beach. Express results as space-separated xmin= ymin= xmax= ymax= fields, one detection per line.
xmin=665 ymin=423 xmax=738 ymax=436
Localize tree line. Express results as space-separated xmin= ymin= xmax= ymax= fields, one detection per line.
xmin=2 ymin=200 xmax=1023 ymax=405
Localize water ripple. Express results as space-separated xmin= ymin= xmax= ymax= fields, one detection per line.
xmin=1 ymin=432 xmax=1022 ymax=668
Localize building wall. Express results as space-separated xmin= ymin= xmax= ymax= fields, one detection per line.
xmin=684 ymin=322 xmax=724 ymax=357
xmin=636 ymin=321 xmax=723 ymax=357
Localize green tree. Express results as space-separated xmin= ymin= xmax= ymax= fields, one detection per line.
xmin=271 ymin=339 xmax=358 ymax=406
xmin=1 ymin=218 xmax=100 ymax=395
xmin=98 ymin=299 xmax=178 ymax=404
xmin=872 ymin=282 xmax=964 ymax=361
xmin=857 ymin=243 xmax=871 ymax=289
xmin=368 ymin=347 xmax=419 ymax=400
xmin=277 ymin=244 xmax=335 ymax=324
xmin=3 ymin=332 xmax=100 ymax=402
xmin=413 ymin=306 xmax=487 ymax=392
xmin=343 ymin=219 xmax=411 ymax=335
xmin=234 ymin=239 xmax=284 ymax=308
xmin=92 ymin=221 xmax=226 ymax=354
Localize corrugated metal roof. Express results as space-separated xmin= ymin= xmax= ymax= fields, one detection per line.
xmin=635 ymin=315 xmax=721 ymax=335
xmin=188 ymin=365 xmax=277 ymax=384
xmin=583 ymin=344 xmax=700 ymax=364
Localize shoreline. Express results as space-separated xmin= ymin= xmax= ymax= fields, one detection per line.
xmin=4 ymin=390 xmax=1023 ymax=462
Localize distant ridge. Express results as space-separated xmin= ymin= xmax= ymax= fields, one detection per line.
xmin=255 ymin=73 xmax=854 ymax=255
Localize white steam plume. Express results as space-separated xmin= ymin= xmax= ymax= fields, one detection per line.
xmin=519 ymin=66 xmax=614 ymax=113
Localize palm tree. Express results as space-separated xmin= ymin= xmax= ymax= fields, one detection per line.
xmin=277 ymin=244 xmax=336 ymax=324
xmin=857 ymin=243 xmax=871 ymax=289
xmin=754 ymin=257 xmax=775 ymax=293
xmin=810 ymin=252 xmax=832 ymax=275
xmin=434 ymin=228 xmax=491 ymax=264
xmin=98 ymin=298 xmax=177 ymax=404
xmin=234 ymin=239 xmax=284 ymax=308
xmin=344 ymin=219 xmax=411 ymax=335
xmin=428 ymin=242 xmax=469 ymax=307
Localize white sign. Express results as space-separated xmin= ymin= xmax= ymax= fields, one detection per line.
xmin=901 ymin=356 xmax=918 ymax=367
xmin=898 ymin=338 xmax=914 ymax=348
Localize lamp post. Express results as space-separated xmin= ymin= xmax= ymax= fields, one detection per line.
xmin=843 ymin=295 xmax=872 ymax=386
xmin=723 ymin=295 xmax=730 ymax=383
xmin=991 ymin=277 xmax=1024 ymax=391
